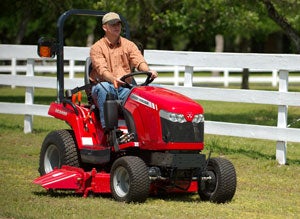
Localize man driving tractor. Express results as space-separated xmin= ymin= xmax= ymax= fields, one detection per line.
xmin=90 ymin=12 xmax=158 ymax=130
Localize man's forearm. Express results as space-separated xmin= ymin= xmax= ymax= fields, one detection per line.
xmin=137 ymin=62 xmax=150 ymax=71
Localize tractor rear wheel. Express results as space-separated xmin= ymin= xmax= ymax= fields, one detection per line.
xmin=110 ymin=156 xmax=150 ymax=203
xmin=38 ymin=129 xmax=81 ymax=175
xmin=198 ymin=157 xmax=236 ymax=203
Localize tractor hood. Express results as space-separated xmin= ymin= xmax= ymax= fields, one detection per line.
xmin=124 ymin=86 xmax=205 ymax=149
xmin=129 ymin=86 xmax=204 ymax=115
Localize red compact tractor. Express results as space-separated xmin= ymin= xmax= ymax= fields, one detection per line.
xmin=34 ymin=9 xmax=236 ymax=203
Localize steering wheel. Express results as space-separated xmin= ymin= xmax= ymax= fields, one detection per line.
xmin=120 ymin=71 xmax=154 ymax=89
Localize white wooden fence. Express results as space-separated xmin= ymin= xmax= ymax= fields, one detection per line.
xmin=2 ymin=45 xmax=300 ymax=87
xmin=1 ymin=44 xmax=300 ymax=165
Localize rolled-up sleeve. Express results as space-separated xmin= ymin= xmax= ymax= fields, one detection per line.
xmin=127 ymin=42 xmax=147 ymax=69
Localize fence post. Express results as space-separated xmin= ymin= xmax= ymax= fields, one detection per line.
xmin=224 ymin=69 xmax=229 ymax=87
xmin=272 ymin=69 xmax=278 ymax=87
xmin=174 ymin=66 xmax=179 ymax=86
xmin=24 ymin=59 xmax=35 ymax=134
xmin=276 ymin=70 xmax=288 ymax=164
xmin=69 ymin=59 xmax=75 ymax=79
xmin=11 ymin=58 xmax=16 ymax=88
xmin=184 ymin=66 xmax=193 ymax=87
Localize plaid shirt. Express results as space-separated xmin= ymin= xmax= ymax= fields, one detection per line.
xmin=89 ymin=36 xmax=146 ymax=83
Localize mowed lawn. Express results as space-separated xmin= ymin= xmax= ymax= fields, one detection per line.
xmin=0 ymin=86 xmax=299 ymax=218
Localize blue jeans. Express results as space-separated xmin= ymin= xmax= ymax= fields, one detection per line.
xmin=91 ymin=82 xmax=130 ymax=128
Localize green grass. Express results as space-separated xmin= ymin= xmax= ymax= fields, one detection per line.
xmin=0 ymin=86 xmax=300 ymax=218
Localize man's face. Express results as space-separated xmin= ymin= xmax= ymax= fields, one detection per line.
xmin=103 ymin=22 xmax=122 ymax=38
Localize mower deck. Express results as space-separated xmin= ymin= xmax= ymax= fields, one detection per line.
xmin=34 ymin=165 xmax=111 ymax=197
xmin=33 ymin=165 xmax=198 ymax=197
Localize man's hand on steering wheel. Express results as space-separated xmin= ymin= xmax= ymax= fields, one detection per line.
xmin=149 ymin=70 xmax=158 ymax=80
xmin=119 ymin=71 xmax=157 ymax=89
xmin=113 ymin=78 xmax=126 ymax=89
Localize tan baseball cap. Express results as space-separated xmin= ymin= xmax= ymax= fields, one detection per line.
xmin=102 ymin=12 xmax=121 ymax=25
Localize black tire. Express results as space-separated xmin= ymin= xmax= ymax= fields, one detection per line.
xmin=38 ymin=129 xmax=81 ymax=175
xmin=110 ymin=156 xmax=150 ymax=203
xmin=198 ymin=157 xmax=236 ymax=203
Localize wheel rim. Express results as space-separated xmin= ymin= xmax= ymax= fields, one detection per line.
xmin=44 ymin=144 xmax=61 ymax=173
xmin=113 ymin=166 xmax=130 ymax=197
xmin=201 ymin=171 xmax=217 ymax=195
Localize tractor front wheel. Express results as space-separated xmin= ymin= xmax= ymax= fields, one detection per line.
xmin=38 ymin=129 xmax=81 ymax=175
xmin=198 ymin=157 xmax=236 ymax=203
xmin=110 ymin=156 xmax=150 ymax=203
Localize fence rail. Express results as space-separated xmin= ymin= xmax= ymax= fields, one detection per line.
xmin=1 ymin=44 xmax=300 ymax=165
xmin=1 ymin=45 xmax=300 ymax=87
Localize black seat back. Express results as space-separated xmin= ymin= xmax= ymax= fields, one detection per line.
xmin=84 ymin=57 xmax=92 ymax=85
xmin=84 ymin=57 xmax=93 ymax=104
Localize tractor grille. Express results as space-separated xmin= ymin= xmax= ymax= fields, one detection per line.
xmin=161 ymin=118 xmax=204 ymax=143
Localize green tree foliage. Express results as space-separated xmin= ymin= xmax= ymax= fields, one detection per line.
xmin=258 ymin=0 xmax=300 ymax=52
xmin=0 ymin=0 xmax=72 ymax=44
xmin=0 ymin=0 xmax=299 ymax=53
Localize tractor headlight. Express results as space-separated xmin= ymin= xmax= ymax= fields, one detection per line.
xmin=192 ymin=114 xmax=204 ymax=123
xmin=160 ymin=110 xmax=187 ymax=123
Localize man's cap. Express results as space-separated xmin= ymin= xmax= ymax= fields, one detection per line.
xmin=102 ymin=12 xmax=121 ymax=25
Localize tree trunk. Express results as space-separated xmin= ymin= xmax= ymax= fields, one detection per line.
xmin=86 ymin=34 xmax=94 ymax=47
xmin=239 ymin=38 xmax=251 ymax=89
xmin=15 ymin=10 xmax=31 ymax=44
xmin=137 ymin=0 xmax=152 ymax=48
xmin=241 ymin=68 xmax=249 ymax=89
xmin=212 ymin=34 xmax=224 ymax=76
xmin=261 ymin=0 xmax=300 ymax=53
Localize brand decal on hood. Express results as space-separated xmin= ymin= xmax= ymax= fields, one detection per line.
xmin=130 ymin=94 xmax=157 ymax=110
xmin=55 ymin=109 xmax=68 ymax=116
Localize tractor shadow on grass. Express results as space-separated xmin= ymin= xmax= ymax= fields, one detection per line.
xmin=33 ymin=190 xmax=205 ymax=203
xmin=33 ymin=190 xmax=113 ymax=199
xmin=148 ymin=192 xmax=202 ymax=203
